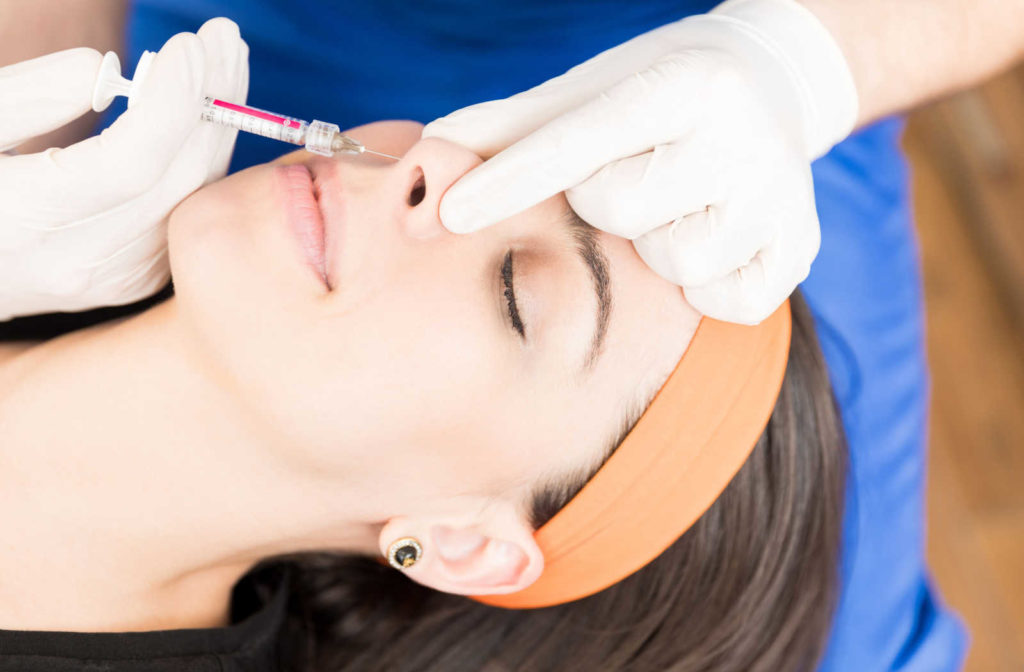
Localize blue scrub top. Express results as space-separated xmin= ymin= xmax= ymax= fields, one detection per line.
xmin=117 ymin=1 xmax=968 ymax=669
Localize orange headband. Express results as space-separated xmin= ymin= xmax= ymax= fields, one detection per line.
xmin=472 ymin=300 xmax=792 ymax=609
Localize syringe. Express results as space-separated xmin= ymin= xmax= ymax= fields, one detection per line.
xmin=198 ymin=97 xmax=398 ymax=159
xmin=91 ymin=51 xmax=399 ymax=160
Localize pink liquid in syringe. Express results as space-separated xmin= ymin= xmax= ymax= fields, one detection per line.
xmin=201 ymin=98 xmax=307 ymax=145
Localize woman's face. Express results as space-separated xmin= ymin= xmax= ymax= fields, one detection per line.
xmin=168 ymin=121 xmax=699 ymax=515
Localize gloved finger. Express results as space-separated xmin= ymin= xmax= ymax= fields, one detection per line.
xmin=682 ymin=236 xmax=808 ymax=325
xmin=438 ymin=53 xmax=707 ymax=234
xmin=53 ymin=23 xmax=246 ymax=258
xmin=631 ymin=207 xmax=764 ymax=289
xmin=630 ymin=210 xmax=715 ymax=288
xmin=18 ymin=177 xmax=173 ymax=311
xmin=83 ymin=217 xmax=171 ymax=301
xmin=195 ymin=17 xmax=250 ymax=182
xmin=137 ymin=18 xmax=250 ymax=220
xmin=0 ymin=48 xmax=103 ymax=151
xmin=50 ymin=236 xmax=169 ymax=315
xmin=672 ymin=172 xmax=819 ymax=287
xmin=196 ymin=18 xmax=247 ymax=107
xmin=423 ymin=21 xmax=689 ymax=157
xmin=0 ymin=32 xmax=206 ymax=218
xmin=673 ymin=205 xmax=776 ymax=287
xmin=564 ymin=141 xmax=722 ymax=239
xmin=88 ymin=248 xmax=170 ymax=310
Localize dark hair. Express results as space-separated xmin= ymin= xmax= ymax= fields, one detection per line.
xmin=1 ymin=289 xmax=844 ymax=671
xmin=241 ymin=290 xmax=847 ymax=672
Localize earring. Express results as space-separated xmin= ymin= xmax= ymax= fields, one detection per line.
xmin=387 ymin=537 xmax=423 ymax=570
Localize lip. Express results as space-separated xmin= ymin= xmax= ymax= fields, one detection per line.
xmin=307 ymin=158 xmax=344 ymax=289
xmin=278 ymin=163 xmax=329 ymax=289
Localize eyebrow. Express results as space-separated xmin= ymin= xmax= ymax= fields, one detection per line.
xmin=563 ymin=208 xmax=612 ymax=371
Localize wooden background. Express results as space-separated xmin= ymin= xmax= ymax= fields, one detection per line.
xmin=908 ymin=64 xmax=1024 ymax=671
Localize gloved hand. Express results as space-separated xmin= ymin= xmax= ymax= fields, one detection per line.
xmin=0 ymin=17 xmax=248 ymax=322
xmin=423 ymin=0 xmax=858 ymax=324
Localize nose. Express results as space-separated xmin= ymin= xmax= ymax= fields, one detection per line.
xmin=396 ymin=138 xmax=483 ymax=239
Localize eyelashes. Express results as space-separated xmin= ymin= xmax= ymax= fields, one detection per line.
xmin=501 ymin=250 xmax=526 ymax=339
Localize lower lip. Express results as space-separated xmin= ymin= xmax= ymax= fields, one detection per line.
xmin=278 ymin=164 xmax=329 ymax=289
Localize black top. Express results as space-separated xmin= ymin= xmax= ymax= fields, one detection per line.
xmin=2 ymin=301 xmax=297 ymax=670
xmin=0 ymin=569 xmax=290 ymax=671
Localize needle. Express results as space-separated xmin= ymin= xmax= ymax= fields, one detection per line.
xmin=330 ymin=133 xmax=401 ymax=161
xmin=362 ymin=148 xmax=401 ymax=161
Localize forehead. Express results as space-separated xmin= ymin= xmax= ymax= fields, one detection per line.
xmin=587 ymin=229 xmax=700 ymax=396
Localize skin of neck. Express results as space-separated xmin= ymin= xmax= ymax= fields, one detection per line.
xmin=0 ymin=298 xmax=382 ymax=633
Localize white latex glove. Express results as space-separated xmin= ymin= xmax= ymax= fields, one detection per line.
xmin=0 ymin=17 xmax=248 ymax=321
xmin=423 ymin=0 xmax=858 ymax=324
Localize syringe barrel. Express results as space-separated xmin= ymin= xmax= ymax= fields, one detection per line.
xmin=201 ymin=97 xmax=308 ymax=146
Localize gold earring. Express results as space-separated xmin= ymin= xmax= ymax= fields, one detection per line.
xmin=387 ymin=537 xmax=423 ymax=570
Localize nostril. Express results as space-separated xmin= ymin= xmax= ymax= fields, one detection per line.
xmin=407 ymin=168 xmax=426 ymax=207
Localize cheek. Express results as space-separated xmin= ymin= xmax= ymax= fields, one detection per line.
xmin=328 ymin=282 xmax=506 ymax=425
xmin=169 ymin=168 xmax=326 ymax=379
xmin=168 ymin=186 xmax=254 ymax=362
xmin=167 ymin=185 xmax=231 ymax=283
xmin=229 ymin=264 xmax=514 ymax=474
xmin=170 ymin=169 xmax=292 ymax=324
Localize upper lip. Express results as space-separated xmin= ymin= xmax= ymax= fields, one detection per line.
xmin=307 ymin=159 xmax=340 ymax=288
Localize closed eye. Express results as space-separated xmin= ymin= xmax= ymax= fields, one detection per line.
xmin=501 ymin=250 xmax=526 ymax=339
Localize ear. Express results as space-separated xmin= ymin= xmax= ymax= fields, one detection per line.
xmin=378 ymin=500 xmax=544 ymax=596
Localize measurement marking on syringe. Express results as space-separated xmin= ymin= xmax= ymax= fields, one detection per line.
xmin=208 ymin=99 xmax=302 ymax=129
